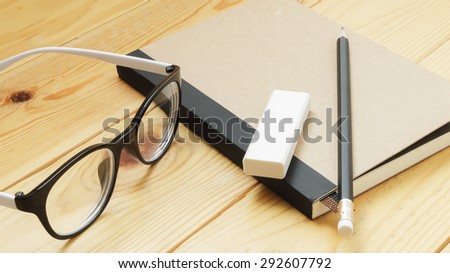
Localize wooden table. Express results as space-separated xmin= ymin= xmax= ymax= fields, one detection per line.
xmin=0 ymin=0 xmax=448 ymax=252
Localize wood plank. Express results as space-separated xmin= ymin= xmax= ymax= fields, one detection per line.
xmin=1 ymin=0 xmax=253 ymax=252
xmin=0 ymin=0 xmax=146 ymax=59
xmin=419 ymin=40 xmax=450 ymax=79
xmin=300 ymin=0 xmax=450 ymax=78
xmin=0 ymin=122 xmax=256 ymax=251
xmin=1 ymin=0 xmax=245 ymax=191
xmin=441 ymin=242 xmax=450 ymax=253
xmin=175 ymin=147 xmax=450 ymax=252
xmin=173 ymin=0 xmax=450 ymax=252
xmin=0 ymin=0 xmax=448 ymax=252
xmin=0 ymin=54 xmax=143 ymax=189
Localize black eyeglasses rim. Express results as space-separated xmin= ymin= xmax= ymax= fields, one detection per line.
xmin=129 ymin=67 xmax=181 ymax=165
xmin=14 ymin=66 xmax=181 ymax=240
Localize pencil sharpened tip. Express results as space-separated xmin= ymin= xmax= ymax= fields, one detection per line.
xmin=340 ymin=27 xmax=347 ymax=38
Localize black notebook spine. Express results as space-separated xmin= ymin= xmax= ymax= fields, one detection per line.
xmin=117 ymin=50 xmax=336 ymax=219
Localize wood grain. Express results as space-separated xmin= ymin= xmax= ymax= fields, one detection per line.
xmin=420 ymin=40 xmax=450 ymax=79
xmin=0 ymin=0 xmax=245 ymax=190
xmin=1 ymin=0 xmax=252 ymax=252
xmin=300 ymin=0 xmax=450 ymax=69
xmin=0 ymin=0 xmax=147 ymax=66
xmin=0 ymin=123 xmax=256 ymax=251
xmin=175 ymin=147 xmax=450 ymax=252
xmin=0 ymin=0 xmax=448 ymax=252
xmin=441 ymin=242 xmax=450 ymax=253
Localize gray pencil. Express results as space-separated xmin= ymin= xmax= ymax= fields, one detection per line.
xmin=337 ymin=28 xmax=354 ymax=235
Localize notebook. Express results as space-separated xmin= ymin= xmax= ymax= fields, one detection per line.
xmin=117 ymin=0 xmax=450 ymax=219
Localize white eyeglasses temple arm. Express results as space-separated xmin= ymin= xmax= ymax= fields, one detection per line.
xmin=0 ymin=47 xmax=173 ymax=76
xmin=0 ymin=192 xmax=17 ymax=210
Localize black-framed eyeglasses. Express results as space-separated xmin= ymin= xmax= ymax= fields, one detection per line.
xmin=0 ymin=47 xmax=181 ymax=239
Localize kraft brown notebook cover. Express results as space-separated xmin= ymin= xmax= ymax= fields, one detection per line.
xmin=118 ymin=0 xmax=450 ymax=218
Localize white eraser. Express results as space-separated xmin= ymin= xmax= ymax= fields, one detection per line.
xmin=338 ymin=219 xmax=354 ymax=236
xmin=243 ymin=90 xmax=310 ymax=179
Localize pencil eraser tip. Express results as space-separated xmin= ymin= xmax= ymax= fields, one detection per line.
xmin=243 ymin=90 xmax=310 ymax=179
xmin=338 ymin=219 xmax=353 ymax=236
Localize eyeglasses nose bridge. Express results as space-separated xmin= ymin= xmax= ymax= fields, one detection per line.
xmin=109 ymin=121 xmax=141 ymax=164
